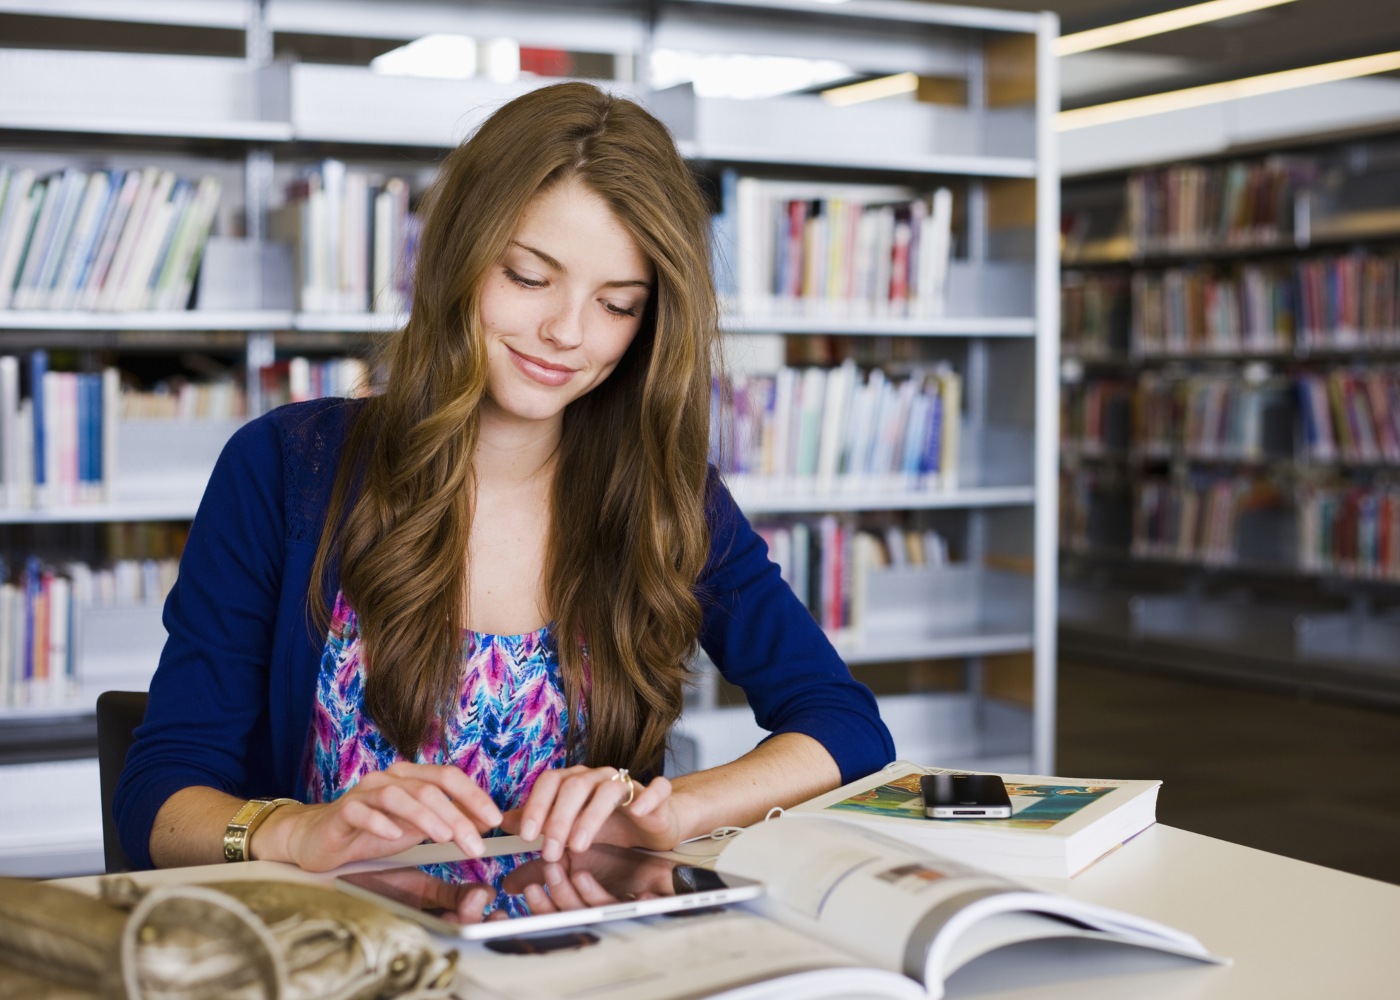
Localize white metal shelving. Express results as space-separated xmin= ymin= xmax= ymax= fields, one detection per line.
xmin=0 ymin=311 xmax=293 ymax=331
xmin=0 ymin=0 xmax=1060 ymax=875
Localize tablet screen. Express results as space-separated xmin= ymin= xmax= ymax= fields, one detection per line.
xmin=336 ymin=844 xmax=763 ymax=939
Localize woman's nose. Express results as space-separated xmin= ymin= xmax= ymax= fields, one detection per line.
xmin=540 ymin=299 xmax=585 ymax=349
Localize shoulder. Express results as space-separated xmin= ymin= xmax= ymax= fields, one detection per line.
xmin=214 ymin=397 xmax=368 ymax=543
xmin=218 ymin=397 xmax=364 ymax=474
xmin=263 ymin=396 xmax=365 ymax=460
xmin=699 ymin=467 xmax=757 ymax=581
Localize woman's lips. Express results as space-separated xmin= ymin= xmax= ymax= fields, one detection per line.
xmin=508 ymin=347 xmax=577 ymax=387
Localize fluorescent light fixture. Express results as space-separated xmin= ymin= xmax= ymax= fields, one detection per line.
xmin=481 ymin=38 xmax=520 ymax=84
xmin=1056 ymin=0 xmax=1299 ymax=57
xmin=821 ymin=72 xmax=919 ymax=107
xmin=652 ymin=49 xmax=851 ymax=100
xmin=371 ymin=34 xmax=477 ymax=79
xmin=1058 ymin=48 xmax=1400 ymax=129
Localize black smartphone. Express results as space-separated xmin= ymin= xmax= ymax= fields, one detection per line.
xmin=920 ymin=773 xmax=1013 ymax=819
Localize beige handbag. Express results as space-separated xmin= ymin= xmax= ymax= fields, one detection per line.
xmin=0 ymin=875 xmax=457 ymax=1000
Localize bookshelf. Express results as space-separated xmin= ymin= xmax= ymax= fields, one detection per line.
xmin=1059 ymin=133 xmax=1400 ymax=710
xmin=0 ymin=0 xmax=1060 ymax=876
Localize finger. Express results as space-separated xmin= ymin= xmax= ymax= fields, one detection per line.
xmin=517 ymin=766 xmax=585 ymax=843
xmin=566 ymin=870 xmax=619 ymax=908
xmin=430 ymin=765 xmax=506 ymax=830
xmin=336 ymin=795 xmax=410 ymax=843
xmin=567 ymin=778 xmax=627 ymax=853
xmin=522 ymin=881 xmax=559 ymax=914
xmin=365 ymin=776 xmax=492 ymax=857
xmin=539 ymin=863 xmax=589 ymax=911
xmin=386 ymin=762 xmax=504 ymax=831
xmin=454 ymin=885 xmax=493 ymax=924
xmin=498 ymin=807 xmax=528 ymax=839
xmin=537 ymin=771 xmax=607 ymax=862
xmin=371 ymin=781 xmax=470 ymax=849
xmin=626 ymin=775 xmax=671 ymax=818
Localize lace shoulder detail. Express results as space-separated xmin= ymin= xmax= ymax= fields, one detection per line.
xmin=277 ymin=397 xmax=367 ymax=545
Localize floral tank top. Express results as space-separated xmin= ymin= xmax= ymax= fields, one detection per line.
xmin=304 ymin=593 xmax=587 ymax=918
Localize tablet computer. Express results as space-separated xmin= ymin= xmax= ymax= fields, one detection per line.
xmin=335 ymin=843 xmax=764 ymax=940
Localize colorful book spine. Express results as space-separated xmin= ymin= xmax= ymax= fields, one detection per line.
xmin=715 ymin=363 xmax=963 ymax=495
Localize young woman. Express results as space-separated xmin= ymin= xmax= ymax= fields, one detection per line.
xmin=115 ymin=82 xmax=894 ymax=874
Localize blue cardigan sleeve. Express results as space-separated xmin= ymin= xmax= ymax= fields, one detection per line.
xmin=697 ymin=476 xmax=895 ymax=784
xmin=113 ymin=412 xmax=290 ymax=870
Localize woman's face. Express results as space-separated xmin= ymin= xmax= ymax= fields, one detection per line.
xmin=478 ymin=175 xmax=653 ymax=431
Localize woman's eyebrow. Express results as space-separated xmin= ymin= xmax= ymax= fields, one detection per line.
xmin=509 ymin=240 xmax=652 ymax=290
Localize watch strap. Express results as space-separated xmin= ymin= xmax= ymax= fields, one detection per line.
xmin=222 ymin=797 xmax=296 ymax=863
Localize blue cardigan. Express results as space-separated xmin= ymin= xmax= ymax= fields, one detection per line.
xmin=115 ymin=397 xmax=894 ymax=869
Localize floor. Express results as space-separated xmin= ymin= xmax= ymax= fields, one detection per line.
xmin=1055 ymin=656 xmax=1400 ymax=886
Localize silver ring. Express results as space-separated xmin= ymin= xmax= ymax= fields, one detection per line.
xmin=610 ymin=767 xmax=636 ymax=808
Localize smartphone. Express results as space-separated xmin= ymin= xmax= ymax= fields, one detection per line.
xmin=921 ymin=773 xmax=1013 ymax=819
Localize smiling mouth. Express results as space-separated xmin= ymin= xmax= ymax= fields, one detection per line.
xmin=508 ymin=346 xmax=578 ymax=387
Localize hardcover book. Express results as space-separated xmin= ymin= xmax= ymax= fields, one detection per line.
xmin=788 ymin=761 xmax=1161 ymax=878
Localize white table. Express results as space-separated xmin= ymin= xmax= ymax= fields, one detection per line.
xmin=59 ymin=825 xmax=1400 ymax=1000
xmin=981 ymin=824 xmax=1400 ymax=1000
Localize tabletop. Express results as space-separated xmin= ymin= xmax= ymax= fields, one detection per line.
xmin=57 ymin=824 xmax=1400 ymax=1000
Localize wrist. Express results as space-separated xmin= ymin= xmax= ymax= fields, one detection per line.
xmin=245 ymin=800 xmax=303 ymax=863
xmin=666 ymin=783 xmax=708 ymax=845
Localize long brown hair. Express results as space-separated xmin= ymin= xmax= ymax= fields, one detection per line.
xmin=310 ymin=82 xmax=718 ymax=772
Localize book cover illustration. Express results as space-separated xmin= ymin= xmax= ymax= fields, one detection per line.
xmin=826 ymin=772 xmax=1118 ymax=831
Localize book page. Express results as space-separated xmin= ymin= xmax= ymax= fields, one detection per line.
xmin=714 ymin=817 xmax=1014 ymax=981
xmin=449 ymin=907 xmax=924 ymax=1000
xmin=713 ymin=817 xmax=1217 ymax=999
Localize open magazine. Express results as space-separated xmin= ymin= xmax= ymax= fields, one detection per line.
xmin=790 ymin=762 xmax=1162 ymax=878
xmin=451 ymin=817 xmax=1223 ymax=1000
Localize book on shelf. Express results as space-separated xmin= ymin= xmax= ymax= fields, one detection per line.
xmin=0 ymin=555 xmax=177 ymax=710
xmin=258 ymin=356 xmax=371 ymax=410
xmin=451 ymin=815 xmax=1218 ymax=1000
xmin=120 ymin=379 xmax=246 ymax=421
xmin=1297 ymin=368 xmax=1400 ymax=464
xmin=718 ymin=173 xmax=954 ymax=322
xmin=1060 ymin=271 xmax=1129 ymax=359
xmin=0 ymin=353 xmax=120 ymax=508
xmin=714 ymin=361 xmax=961 ymax=495
xmin=0 ymin=164 xmax=222 ymax=313
xmin=1131 ymin=475 xmax=1286 ymax=567
xmin=1126 ymin=156 xmax=1315 ymax=253
xmin=1298 ymin=484 xmax=1400 ymax=581
xmin=788 ymin=762 xmax=1161 ymax=879
xmin=272 ymin=159 xmax=416 ymax=315
xmin=756 ymin=518 xmax=950 ymax=635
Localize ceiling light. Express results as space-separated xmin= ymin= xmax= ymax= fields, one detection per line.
xmin=821 ymin=72 xmax=919 ymax=107
xmin=1057 ymin=48 xmax=1400 ymax=129
xmin=371 ymin=34 xmax=477 ymax=79
xmin=1055 ymin=0 xmax=1300 ymax=57
xmin=652 ymin=50 xmax=852 ymax=100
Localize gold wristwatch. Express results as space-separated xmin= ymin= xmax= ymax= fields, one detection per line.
xmin=223 ymin=797 xmax=297 ymax=863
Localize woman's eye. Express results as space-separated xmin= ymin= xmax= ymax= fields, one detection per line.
xmin=504 ymin=267 xmax=544 ymax=289
xmin=604 ymin=302 xmax=640 ymax=318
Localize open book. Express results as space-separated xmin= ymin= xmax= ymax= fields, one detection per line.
xmin=451 ymin=817 xmax=1222 ymax=1000
xmin=790 ymin=762 xmax=1161 ymax=878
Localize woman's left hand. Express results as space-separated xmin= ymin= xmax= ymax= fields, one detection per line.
xmin=499 ymin=765 xmax=683 ymax=862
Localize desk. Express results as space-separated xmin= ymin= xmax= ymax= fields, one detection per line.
xmin=59 ymin=825 xmax=1398 ymax=1000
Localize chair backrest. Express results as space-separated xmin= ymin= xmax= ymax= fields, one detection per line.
xmin=96 ymin=690 xmax=148 ymax=873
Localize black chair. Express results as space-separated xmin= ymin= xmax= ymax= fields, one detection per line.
xmin=96 ymin=690 xmax=148 ymax=873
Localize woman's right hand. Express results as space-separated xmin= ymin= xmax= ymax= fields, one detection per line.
xmin=252 ymin=762 xmax=504 ymax=872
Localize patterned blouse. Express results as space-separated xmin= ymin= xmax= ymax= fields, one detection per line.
xmin=304 ymin=593 xmax=587 ymax=917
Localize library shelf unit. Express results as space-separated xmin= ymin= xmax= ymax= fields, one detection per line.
xmin=0 ymin=0 xmax=1060 ymax=876
xmin=1059 ymin=132 xmax=1400 ymax=709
